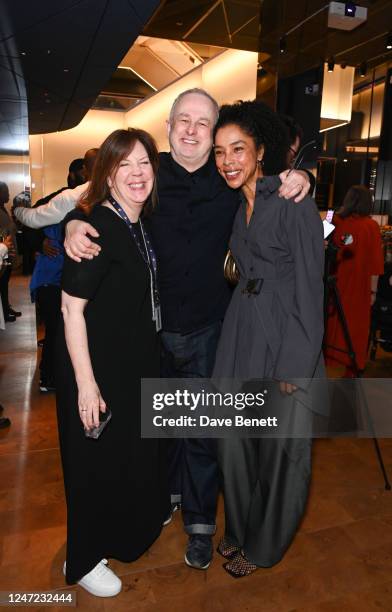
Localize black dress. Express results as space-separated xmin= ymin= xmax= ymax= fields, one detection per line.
xmin=56 ymin=205 xmax=169 ymax=585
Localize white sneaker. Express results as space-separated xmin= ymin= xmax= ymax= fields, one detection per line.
xmin=63 ymin=559 xmax=122 ymax=597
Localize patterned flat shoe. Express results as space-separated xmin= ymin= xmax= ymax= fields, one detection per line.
xmin=223 ymin=552 xmax=257 ymax=578
xmin=217 ymin=537 xmax=241 ymax=560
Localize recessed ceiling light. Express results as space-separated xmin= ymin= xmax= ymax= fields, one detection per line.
xmin=47 ymin=49 xmax=51 ymax=54
xmin=387 ymin=32 xmax=392 ymax=50
xmin=359 ymin=61 xmax=367 ymax=77
xmin=344 ymin=2 xmax=356 ymax=17
xmin=20 ymin=51 xmax=26 ymax=56
xmin=176 ymin=21 xmax=183 ymax=26
xmin=63 ymin=68 xmax=69 ymax=73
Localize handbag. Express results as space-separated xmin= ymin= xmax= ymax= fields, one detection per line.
xmin=224 ymin=250 xmax=239 ymax=285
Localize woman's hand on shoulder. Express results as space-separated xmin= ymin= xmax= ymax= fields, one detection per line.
xmin=64 ymin=220 xmax=101 ymax=263
xmin=279 ymin=169 xmax=310 ymax=203
xmin=77 ymin=380 xmax=106 ymax=430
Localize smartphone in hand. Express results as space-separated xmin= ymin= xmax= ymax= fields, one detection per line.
xmin=85 ymin=408 xmax=112 ymax=439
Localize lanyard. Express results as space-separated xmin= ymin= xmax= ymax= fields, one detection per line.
xmin=108 ymin=195 xmax=161 ymax=332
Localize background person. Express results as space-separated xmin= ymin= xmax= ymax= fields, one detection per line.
xmin=12 ymin=149 xmax=98 ymax=230
xmin=0 ymin=237 xmax=13 ymax=428
xmin=0 ymin=182 xmax=21 ymax=322
xmin=67 ymin=158 xmax=86 ymax=189
xmin=325 ymin=185 xmax=384 ymax=376
xmin=25 ymin=155 xmax=96 ymax=392
xmin=57 ymin=129 xmax=169 ymax=597
xmin=280 ymin=113 xmax=316 ymax=194
xmin=212 ymin=100 xmax=326 ymax=577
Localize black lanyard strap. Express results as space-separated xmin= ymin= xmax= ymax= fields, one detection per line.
xmin=107 ymin=195 xmax=161 ymax=331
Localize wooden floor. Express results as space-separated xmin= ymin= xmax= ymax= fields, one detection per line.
xmin=1 ymin=275 xmax=392 ymax=611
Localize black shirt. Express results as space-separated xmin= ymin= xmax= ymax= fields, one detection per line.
xmin=145 ymin=152 xmax=239 ymax=333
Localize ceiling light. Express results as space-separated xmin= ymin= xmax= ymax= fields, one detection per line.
xmin=359 ymin=61 xmax=367 ymax=77
xmin=343 ymin=158 xmax=348 ymax=162
xmin=320 ymin=63 xmax=354 ymax=132
xmin=63 ymin=68 xmax=69 ymax=73
xmin=327 ymin=57 xmax=335 ymax=72
xmin=20 ymin=51 xmax=26 ymax=56
xmin=279 ymin=36 xmax=287 ymax=54
xmin=386 ymin=32 xmax=392 ymax=50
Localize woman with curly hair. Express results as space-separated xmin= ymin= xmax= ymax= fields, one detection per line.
xmin=212 ymin=101 xmax=326 ymax=577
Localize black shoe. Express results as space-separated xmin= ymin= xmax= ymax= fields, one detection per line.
xmin=0 ymin=417 xmax=11 ymax=429
xmin=8 ymin=307 xmax=21 ymax=317
xmin=5 ymin=313 xmax=16 ymax=322
xmin=39 ymin=378 xmax=56 ymax=393
xmin=184 ymin=535 xmax=213 ymax=570
xmin=162 ymin=502 xmax=180 ymax=526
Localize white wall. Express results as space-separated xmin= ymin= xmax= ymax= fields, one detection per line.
xmin=124 ymin=49 xmax=258 ymax=151
xmin=0 ymin=153 xmax=30 ymax=213
xmin=29 ymin=110 xmax=125 ymax=202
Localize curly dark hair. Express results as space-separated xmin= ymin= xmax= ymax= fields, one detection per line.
xmin=214 ymin=100 xmax=289 ymax=175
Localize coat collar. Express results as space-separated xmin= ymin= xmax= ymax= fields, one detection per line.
xmin=256 ymin=175 xmax=281 ymax=196
xmin=239 ymin=175 xmax=281 ymax=205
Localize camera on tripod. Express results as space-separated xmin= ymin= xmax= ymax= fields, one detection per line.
xmin=325 ymin=231 xmax=354 ymax=266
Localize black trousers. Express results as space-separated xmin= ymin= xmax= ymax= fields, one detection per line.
xmin=160 ymin=321 xmax=222 ymax=535
xmin=0 ymin=264 xmax=12 ymax=314
xmin=218 ymin=403 xmax=312 ymax=567
xmin=36 ymin=285 xmax=62 ymax=382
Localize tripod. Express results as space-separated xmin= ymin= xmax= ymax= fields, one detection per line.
xmin=324 ymin=269 xmax=391 ymax=490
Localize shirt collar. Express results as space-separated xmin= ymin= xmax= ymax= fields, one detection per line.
xmin=239 ymin=175 xmax=281 ymax=205
xmin=168 ymin=151 xmax=216 ymax=179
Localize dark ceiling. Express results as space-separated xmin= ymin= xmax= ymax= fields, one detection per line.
xmin=1 ymin=0 xmax=391 ymax=154
xmin=0 ymin=0 xmax=160 ymax=151
xmin=144 ymin=0 xmax=392 ymax=77
xmin=143 ymin=0 xmax=260 ymax=51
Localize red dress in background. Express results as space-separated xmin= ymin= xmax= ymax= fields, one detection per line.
xmin=325 ymin=214 xmax=384 ymax=370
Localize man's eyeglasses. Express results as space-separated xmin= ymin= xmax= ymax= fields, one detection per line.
xmin=289 ymin=146 xmax=299 ymax=159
